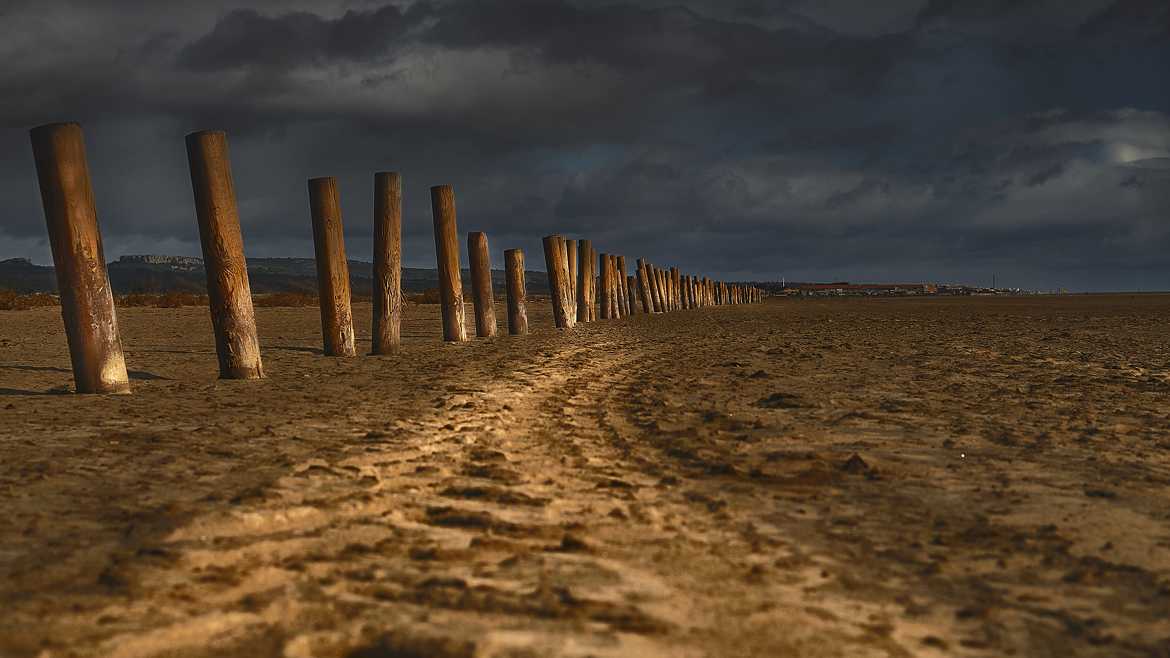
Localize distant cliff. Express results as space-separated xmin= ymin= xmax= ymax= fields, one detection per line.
xmin=0 ymin=255 xmax=551 ymax=296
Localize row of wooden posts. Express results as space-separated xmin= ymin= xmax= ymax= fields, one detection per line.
xmin=27 ymin=123 xmax=763 ymax=395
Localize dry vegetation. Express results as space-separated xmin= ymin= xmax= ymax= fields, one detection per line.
xmin=0 ymin=289 xmax=57 ymax=310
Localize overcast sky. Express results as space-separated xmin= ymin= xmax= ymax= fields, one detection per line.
xmin=2 ymin=0 xmax=1168 ymax=290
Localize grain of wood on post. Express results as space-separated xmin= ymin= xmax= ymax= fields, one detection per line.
xmin=542 ymin=235 xmax=575 ymax=329
xmin=660 ymin=268 xmax=670 ymax=312
xmin=610 ymin=255 xmax=622 ymax=319
xmin=669 ymin=267 xmax=678 ymax=311
xmin=646 ymin=263 xmax=660 ymax=312
xmin=636 ymin=259 xmax=653 ymax=313
xmin=577 ymin=239 xmax=593 ymax=323
xmin=504 ymin=248 xmax=527 ymax=335
xmin=597 ymin=253 xmax=610 ymax=320
xmin=614 ymin=256 xmax=624 ymax=318
xmin=566 ymin=239 xmax=578 ymax=316
xmin=372 ymin=172 xmax=402 ymax=354
xmin=467 ymin=231 xmax=497 ymax=338
xmin=430 ymin=185 xmax=468 ymax=342
xmin=590 ymin=245 xmax=599 ymax=320
xmin=185 ymin=130 xmax=264 ymax=379
xmin=616 ymin=256 xmax=629 ymax=317
xmin=308 ymin=177 xmax=356 ymax=357
xmin=29 ymin=122 xmax=130 ymax=394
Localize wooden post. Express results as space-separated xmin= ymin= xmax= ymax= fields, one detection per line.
xmin=635 ymin=259 xmax=653 ymax=313
xmin=308 ymin=177 xmax=356 ymax=357
xmin=597 ymin=253 xmax=610 ymax=319
xmin=675 ymin=270 xmax=683 ymax=310
xmin=669 ymin=268 xmax=678 ymax=311
xmin=467 ymin=231 xmax=497 ymax=338
xmin=626 ymin=275 xmax=637 ymax=315
xmin=566 ymin=239 xmax=577 ymax=317
xmin=430 ymin=185 xmax=468 ymax=342
xmin=543 ymin=235 xmax=575 ymax=328
xmin=30 ymin=122 xmax=130 ymax=394
xmin=504 ymin=248 xmax=527 ymax=335
xmin=372 ymin=172 xmax=402 ymax=354
xmin=646 ymin=264 xmax=660 ymax=312
xmin=656 ymin=268 xmax=668 ymax=312
xmin=590 ymin=245 xmax=599 ymax=320
xmin=616 ymin=256 xmax=629 ymax=317
xmin=609 ymin=255 xmax=622 ymax=319
xmin=577 ymin=239 xmax=592 ymax=323
xmin=185 ymin=130 xmax=264 ymax=379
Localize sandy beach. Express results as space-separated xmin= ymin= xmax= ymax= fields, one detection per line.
xmin=2 ymin=295 xmax=1169 ymax=657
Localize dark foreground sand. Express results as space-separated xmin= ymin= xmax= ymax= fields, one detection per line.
xmin=1 ymin=295 xmax=1169 ymax=657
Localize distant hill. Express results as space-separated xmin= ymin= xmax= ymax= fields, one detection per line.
xmin=0 ymin=255 xmax=552 ymax=296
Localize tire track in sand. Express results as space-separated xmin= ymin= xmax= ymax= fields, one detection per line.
xmin=71 ymin=334 xmax=702 ymax=658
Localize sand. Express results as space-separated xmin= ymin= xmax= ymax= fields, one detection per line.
xmin=1 ymin=295 xmax=1169 ymax=657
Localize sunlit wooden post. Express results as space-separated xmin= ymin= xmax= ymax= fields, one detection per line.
xmin=597 ymin=253 xmax=611 ymax=320
xmin=635 ymin=259 xmax=652 ymax=313
xmin=372 ymin=172 xmax=402 ymax=354
xmin=673 ymin=264 xmax=683 ymax=309
xmin=467 ymin=231 xmax=497 ymax=338
xmin=611 ymin=256 xmax=622 ymax=316
xmin=186 ymin=130 xmax=264 ymax=379
xmin=308 ymin=177 xmax=356 ymax=357
xmin=30 ymin=122 xmax=130 ymax=394
xmin=656 ymin=268 xmax=668 ymax=312
xmin=566 ymin=239 xmax=578 ymax=315
xmin=590 ymin=245 xmax=599 ymax=320
xmin=616 ymin=256 xmax=629 ymax=316
xmin=647 ymin=263 xmax=660 ymax=312
xmin=577 ymin=239 xmax=592 ymax=323
xmin=543 ymin=235 xmax=575 ymax=328
xmin=504 ymin=248 xmax=527 ymax=335
xmin=430 ymin=185 xmax=468 ymax=342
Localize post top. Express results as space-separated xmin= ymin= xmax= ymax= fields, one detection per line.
xmin=29 ymin=121 xmax=82 ymax=137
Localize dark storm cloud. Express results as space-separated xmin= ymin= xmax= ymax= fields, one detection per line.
xmin=1 ymin=0 xmax=1168 ymax=291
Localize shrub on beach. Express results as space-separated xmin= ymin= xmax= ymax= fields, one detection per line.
xmin=0 ymin=289 xmax=58 ymax=310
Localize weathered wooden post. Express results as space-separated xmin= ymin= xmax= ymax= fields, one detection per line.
xmin=543 ymin=235 xmax=575 ymax=328
xmin=186 ymin=130 xmax=264 ymax=379
xmin=647 ymin=263 xmax=661 ymax=312
xmin=590 ymin=245 xmax=599 ymax=320
xmin=308 ymin=177 xmax=356 ymax=357
xmin=504 ymin=248 xmax=528 ymax=335
xmin=656 ymin=268 xmax=668 ymax=312
xmin=430 ymin=185 xmax=468 ymax=342
xmin=30 ymin=122 xmax=130 ymax=394
xmin=372 ymin=172 xmax=402 ymax=354
xmin=577 ymin=239 xmax=593 ymax=323
xmin=597 ymin=253 xmax=611 ymax=320
xmin=610 ymin=255 xmax=622 ymax=319
xmin=566 ymin=239 xmax=578 ymax=315
xmin=627 ymin=275 xmax=637 ymax=315
xmin=616 ymin=256 xmax=629 ymax=317
xmin=670 ymin=268 xmax=680 ymax=311
xmin=635 ymin=259 xmax=653 ymax=313
xmin=467 ymin=231 xmax=497 ymax=338
xmin=676 ymin=270 xmax=683 ymax=309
